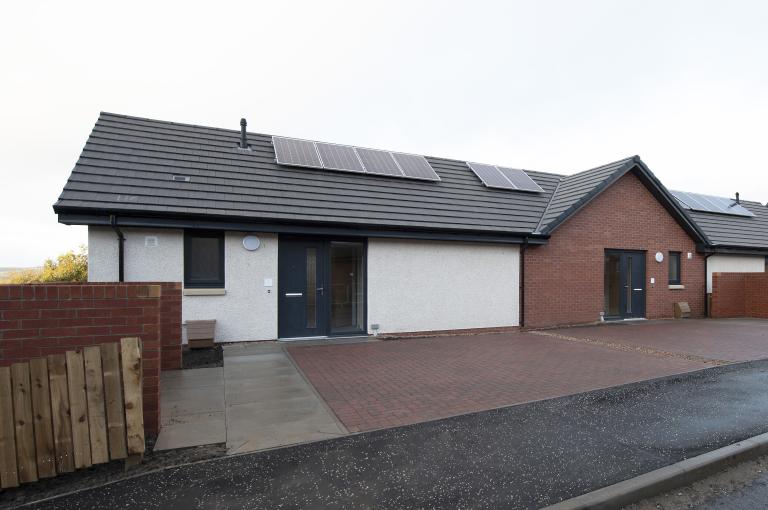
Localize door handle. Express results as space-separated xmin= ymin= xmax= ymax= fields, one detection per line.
xmin=285 ymin=292 xmax=303 ymax=297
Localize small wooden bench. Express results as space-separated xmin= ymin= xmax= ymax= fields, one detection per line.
xmin=0 ymin=337 xmax=145 ymax=488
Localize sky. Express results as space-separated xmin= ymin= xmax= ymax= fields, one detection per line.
xmin=1 ymin=1 xmax=767 ymax=267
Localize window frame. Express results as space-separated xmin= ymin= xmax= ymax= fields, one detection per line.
xmin=668 ymin=251 xmax=681 ymax=285
xmin=183 ymin=230 xmax=225 ymax=288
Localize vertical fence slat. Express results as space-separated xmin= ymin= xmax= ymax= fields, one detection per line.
xmin=84 ymin=346 xmax=109 ymax=464
xmin=11 ymin=363 xmax=38 ymax=483
xmin=29 ymin=358 xmax=56 ymax=478
xmin=65 ymin=350 xmax=92 ymax=469
xmin=121 ymin=338 xmax=145 ymax=455
xmin=0 ymin=366 xmax=19 ymax=488
xmin=101 ymin=342 xmax=127 ymax=460
xmin=48 ymin=354 xmax=74 ymax=474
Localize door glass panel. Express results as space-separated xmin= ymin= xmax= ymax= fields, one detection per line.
xmin=604 ymin=253 xmax=621 ymax=316
xmin=626 ymin=256 xmax=633 ymax=314
xmin=306 ymin=248 xmax=317 ymax=328
xmin=330 ymin=242 xmax=364 ymax=333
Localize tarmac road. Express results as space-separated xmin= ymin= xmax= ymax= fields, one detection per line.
xmin=25 ymin=360 xmax=768 ymax=510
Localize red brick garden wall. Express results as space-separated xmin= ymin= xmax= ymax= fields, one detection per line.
xmin=525 ymin=171 xmax=706 ymax=328
xmin=711 ymin=272 xmax=768 ymax=319
xmin=0 ymin=282 xmax=182 ymax=435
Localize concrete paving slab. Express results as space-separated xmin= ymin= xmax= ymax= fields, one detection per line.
xmin=154 ymin=411 xmax=226 ymax=451
xmin=160 ymin=384 xmax=225 ymax=417
xmin=223 ymin=343 xmax=346 ymax=454
xmin=160 ymin=367 xmax=223 ymax=390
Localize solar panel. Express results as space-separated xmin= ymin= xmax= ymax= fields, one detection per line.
xmin=355 ymin=148 xmax=404 ymax=177
xmin=672 ymin=190 xmax=754 ymax=217
xmin=391 ymin=153 xmax=440 ymax=181
xmin=467 ymin=162 xmax=515 ymax=189
xmin=316 ymin=143 xmax=364 ymax=173
xmin=272 ymin=137 xmax=440 ymax=182
xmin=496 ymin=166 xmax=544 ymax=192
xmin=272 ymin=137 xmax=322 ymax=168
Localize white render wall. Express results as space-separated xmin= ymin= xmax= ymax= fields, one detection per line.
xmin=88 ymin=226 xmax=278 ymax=342
xmin=367 ymin=238 xmax=520 ymax=334
xmin=707 ymin=254 xmax=766 ymax=292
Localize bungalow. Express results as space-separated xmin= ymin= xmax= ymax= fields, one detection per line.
xmin=54 ymin=113 xmax=766 ymax=341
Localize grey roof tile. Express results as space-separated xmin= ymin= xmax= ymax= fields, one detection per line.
xmin=55 ymin=112 xmax=562 ymax=235
xmin=684 ymin=200 xmax=768 ymax=249
xmin=55 ymin=113 xmax=761 ymax=249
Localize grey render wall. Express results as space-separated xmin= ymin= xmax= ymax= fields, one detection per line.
xmin=88 ymin=226 xmax=279 ymax=342
xmin=367 ymin=238 xmax=520 ymax=333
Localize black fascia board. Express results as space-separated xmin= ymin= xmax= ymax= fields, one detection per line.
xmin=57 ymin=210 xmax=546 ymax=246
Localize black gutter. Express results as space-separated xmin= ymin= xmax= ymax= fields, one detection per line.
xmin=699 ymin=245 xmax=768 ymax=257
xmin=109 ymin=215 xmax=125 ymax=282
xmin=59 ymin=212 xmax=549 ymax=247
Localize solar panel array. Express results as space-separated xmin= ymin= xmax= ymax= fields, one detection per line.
xmin=466 ymin=162 xmax=544 ymax=192
xmin=671 ymin=190 xmax=755 ymax=217
xmin=272 ymin=136 xmax=440 ymax=182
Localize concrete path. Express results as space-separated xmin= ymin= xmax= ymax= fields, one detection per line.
xmin=156 ymin=342 xmax=346 ymax=454
xmin=35 ymin=360 xmax=768 ymax=509
xmin=223 ymin=342 xmax=346 ymax=454
xmin=155 ymin=367 xmax=225 ymax=451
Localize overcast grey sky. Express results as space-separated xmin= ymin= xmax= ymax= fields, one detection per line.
xmin=1 ymin=1 xmax=767 ymax=267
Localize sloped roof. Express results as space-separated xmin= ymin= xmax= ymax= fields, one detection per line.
xmin=684 ymin=200 xmax=768 ymax=250
xmin=54 ymin=113 xmax=720 ymax=248
xmin=54 ymin=113 xmax=562 ymax=237
xmin=535 ymin=157 xmax=637 ymax=233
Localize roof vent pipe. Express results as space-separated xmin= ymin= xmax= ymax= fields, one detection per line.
xmin=239 ymin=118 xmax=248 ymax=149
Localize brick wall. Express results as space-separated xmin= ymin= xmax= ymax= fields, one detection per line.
xmin=711 ymin=272 xmax=768 ymax=318
xmin=525 ymin=171 xmax=705 ymax=328
xmin=0 ymin=282 xmax=182 ymax=435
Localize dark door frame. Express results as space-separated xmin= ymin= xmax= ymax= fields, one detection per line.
xmin=278 ymin=234 xmax=368 ymax=339
xmin=604 ymin=249 xmax=647 ymax=320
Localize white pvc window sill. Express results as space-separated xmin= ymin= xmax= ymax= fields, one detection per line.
xmin=183 ymin=288 xmax=226 ymax=296
xmin=668 ymin=284 xmax=685 ymax=290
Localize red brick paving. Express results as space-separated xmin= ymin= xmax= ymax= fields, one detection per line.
xmin=556 ymin=319 xmax=768 ymax=363
xmin=288 ymin=332 xmax=708 ymax=433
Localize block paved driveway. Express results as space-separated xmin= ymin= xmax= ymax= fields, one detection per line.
xmin=288 ymin=319 xmax=768 ymax=433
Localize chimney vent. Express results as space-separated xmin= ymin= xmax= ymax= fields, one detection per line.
xmin=239 ymin=118 xmax=248 ymax=149
xmin=735 ymin=192 xmax=740 ymax=204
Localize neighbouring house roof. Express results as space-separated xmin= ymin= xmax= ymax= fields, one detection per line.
xmin=55 ymin=112 xmax=722 ymax=247
xmin=684 ymin=200 xmax=768 ymax=252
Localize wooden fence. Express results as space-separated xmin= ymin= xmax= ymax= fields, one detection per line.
xmin=0 ymin=337 xmax=144 ymax=489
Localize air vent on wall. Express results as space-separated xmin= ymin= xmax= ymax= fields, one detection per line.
xmin=172 ymin=175 xmax=191 ymax=182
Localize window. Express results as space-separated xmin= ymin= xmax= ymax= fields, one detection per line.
xmin=184 ymin=231 xmax=225 ymax=288
xmin=668 ymin=251 xmax=681 ymax=285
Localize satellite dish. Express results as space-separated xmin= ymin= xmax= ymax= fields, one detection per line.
xmin=243 ymin=235 xmax=261 ymax=251
xmin=655 ymin=252 xmax=664 ymax=263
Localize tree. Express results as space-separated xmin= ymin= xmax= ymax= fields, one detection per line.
xmin=8 ymin=246 xmax=88 ymax=283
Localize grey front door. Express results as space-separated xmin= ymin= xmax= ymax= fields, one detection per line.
xmin=278 ymin=238 xmax=328 ymax=338
xmin=604 ymin=250 xmax=646 ymax=319
xmin=278 ymin=237 xmax=367 ymax=339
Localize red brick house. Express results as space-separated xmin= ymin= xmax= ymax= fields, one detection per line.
xmin=523 ymin=161 xmax=706 ymax=328
xmin=54 ymin=113 xmax=764 ymax=339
